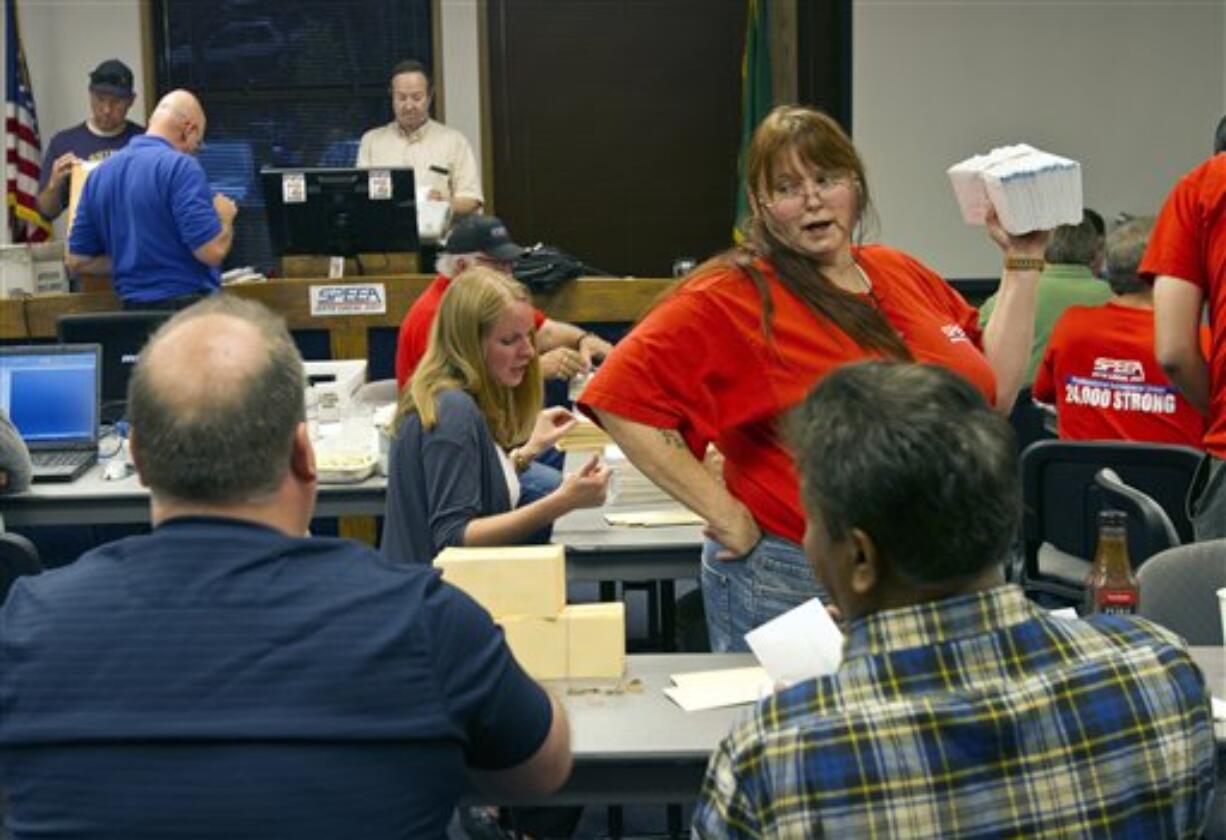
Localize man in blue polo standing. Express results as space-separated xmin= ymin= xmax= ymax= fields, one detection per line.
xmin=67 ymin=89 xmax=237 ymax=311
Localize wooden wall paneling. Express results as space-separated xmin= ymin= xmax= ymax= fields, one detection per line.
xmin=486 ymin=0 xmax=746 ymax=278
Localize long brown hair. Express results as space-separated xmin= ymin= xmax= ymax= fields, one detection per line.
xmin=675 ymin=106 xmax=911 ymax=360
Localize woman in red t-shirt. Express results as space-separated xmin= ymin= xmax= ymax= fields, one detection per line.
xmin=580 ymin=106 xmax=1048 ymax=651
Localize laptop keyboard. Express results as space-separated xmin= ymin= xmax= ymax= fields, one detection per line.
xmin=31 ymin=451 xmax=93 ymax=467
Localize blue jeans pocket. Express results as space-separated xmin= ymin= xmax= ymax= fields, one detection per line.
xmin=747 ymin=537 xmax=827 ymax=630
xmin=701 ymin=539 xmax=756 ymax=653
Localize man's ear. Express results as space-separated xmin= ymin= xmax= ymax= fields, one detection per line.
xmin=847 ymin=527 xmax=880 ymax=596
xmin=290 ymin=422 xmax=316 ymax=484
xmin=128 ymin=427 xmax=149 ymax=487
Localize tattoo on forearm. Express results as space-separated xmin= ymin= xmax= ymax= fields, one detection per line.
xmin=658 ymin=429 xmax=687 ymax=450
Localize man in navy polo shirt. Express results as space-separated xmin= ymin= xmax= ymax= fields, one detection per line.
xmin=35 ymin=58 xmax=143 ymax=222
xmin=67 ymin=89 xmax=237 ymax=310
xmin=0 ymin=297 xmax=572 ymax=837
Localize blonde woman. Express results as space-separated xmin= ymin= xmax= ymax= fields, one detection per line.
xmin=382 ymin=266 xmax=610 ymax=564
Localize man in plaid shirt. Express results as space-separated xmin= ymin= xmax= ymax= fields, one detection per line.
xmin=693 ymin=361 xmax=1217 ymax=839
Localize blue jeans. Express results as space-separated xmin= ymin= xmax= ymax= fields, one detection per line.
xmin=700 ymin=533 xmax=829 ymax=653
xmin=1189 ymin=454 xmax=1226 ymax=541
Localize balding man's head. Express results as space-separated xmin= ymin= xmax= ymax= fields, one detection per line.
xmin=128 ymin=296 xmax=305 ymax=505
xmin=148 ymin=89 xmax=206 ymax=154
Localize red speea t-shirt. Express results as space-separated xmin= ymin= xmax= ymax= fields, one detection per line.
xmin=1033 ymin=302 xmax=1207 ymax=447
xmin=579 ymin=245 xmax=994 ymax=544
xmin=1139 ymin=155 xmax=1226 ymax=457
xmin=395 ymin=275 xmax=549 ymax=388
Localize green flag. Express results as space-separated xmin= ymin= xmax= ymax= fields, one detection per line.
xmin=734 ymin=0 xmax=773 ymax=240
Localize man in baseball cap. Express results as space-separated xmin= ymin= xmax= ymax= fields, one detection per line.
xmin=37 ymin=59 xmax=142 ymax=222
xmin=394 ymin=214 xmax=612 ymax=389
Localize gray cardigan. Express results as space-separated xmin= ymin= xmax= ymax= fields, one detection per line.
xmin=380 ymin=389 xmax=511 ymax=565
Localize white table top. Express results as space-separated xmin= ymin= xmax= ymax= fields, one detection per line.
xmin=551 ymin=449 xmax=702 ymax=583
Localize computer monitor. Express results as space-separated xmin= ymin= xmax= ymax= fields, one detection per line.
xmin=56 ymin=311 xmax=171 ymax=415
xmin=0 ymin=344 xmax=100 ymax=452
xmin=261 ymin=166 xmax=419 ymax=257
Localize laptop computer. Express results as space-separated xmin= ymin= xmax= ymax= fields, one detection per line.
xmin=57 ymin=311 xmax=170 ymax=420
xmin=0 ymin=344 xmax=101 ymax=482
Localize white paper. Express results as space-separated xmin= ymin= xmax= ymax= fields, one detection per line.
xmin=744 ymin=598 xmax=844 ymax=688
xmin=1047 ymin=607 xmax=1079 ymax=620
xmin=1212 ymin=696 xmax=1226 ymax=722
xmin=604 ymin=509 xmax=704 ymax=527
xmin=663 ymin=666 xmax=773 ymax=712
xmin=415 ymin=186 xmax=452 ymax=242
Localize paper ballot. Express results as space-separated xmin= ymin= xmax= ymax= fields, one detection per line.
xmin=948 ymin=143 xmax=1082 ymax=235
xmin=744 ymin=598 xmax=845 ymax=688
xmin=604 ymin=509 xmax=705 ymax=527
xmin=663 ymin=666 xmax=773 ymax=712
xmin=661 ymin=600 xmax=844 ymax=713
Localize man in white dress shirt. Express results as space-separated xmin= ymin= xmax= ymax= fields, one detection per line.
xmin=357 ymin=59 xmax=482 ymax=218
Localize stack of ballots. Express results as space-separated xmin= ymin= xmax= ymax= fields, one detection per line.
xmin=602 ymin=444 xmax=671 ymax=506
xmin=433 ymin=544 xmax=625 ymax=680
xmin=947 ymin=143 xmax=1082 ymax=235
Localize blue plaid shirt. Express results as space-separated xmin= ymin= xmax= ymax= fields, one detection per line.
xmin=693 ymin=585 xmax=1217 ymax=839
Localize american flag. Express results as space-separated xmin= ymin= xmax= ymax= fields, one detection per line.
xmin=5 ymin=0 xmax=50 ymax=243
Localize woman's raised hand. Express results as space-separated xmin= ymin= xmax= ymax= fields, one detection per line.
xmin=558 ymin=453 xmax=611 ymax=510
xmin=526 ymin=406 xmax=578 ymax=455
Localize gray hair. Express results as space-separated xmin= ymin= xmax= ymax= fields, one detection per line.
xmin=128 ymin=296 xmax=305 ymax=505
xmin=1044 ymin=212 xmax=1101 ymax=266
xmin=436 ymin=252 xmax=475 ymax=278
xmin=789 ymin=362 xmax=1020 ymax=584
xmin=1104 ymin=217 xmax=1155 ymax=296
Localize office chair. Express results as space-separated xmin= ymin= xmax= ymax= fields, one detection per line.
xmin=1008 ymin=387 xmax=1056 ymax=455
xmin=1094 ymin=468 xmax=1182 ymax=565
xmin=0 ymin=531 xmax=42 ymax=604
xmin=1137 ymin=539 xmax=1226 ymax=645
xmin=1018 ymin=440 xmax=1202 ymax=603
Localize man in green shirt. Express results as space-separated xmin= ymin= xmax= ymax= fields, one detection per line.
xmin=979 ymin=210 xmax=1111 ymax=385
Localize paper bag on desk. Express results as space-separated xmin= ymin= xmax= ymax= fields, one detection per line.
xmin=744 ymin=598 xmax=844 ymax=688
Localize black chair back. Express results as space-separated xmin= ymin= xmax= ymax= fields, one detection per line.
xmin=1019 ymin=440 xmax=1202 ymax=601
xmin=1094 ymin=468 xmax=1181 ymax=568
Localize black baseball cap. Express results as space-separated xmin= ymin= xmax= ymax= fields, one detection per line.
xmin=89 ymin=59 xmax=134 ymax=98
xmin=441 ymin=215 xmax=524 ymax=261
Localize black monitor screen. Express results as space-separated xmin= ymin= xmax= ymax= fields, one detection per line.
xmin=57 ymin=311 xmax=171 ymax=412
xmin=261 ymin=167 xmax=419 ymax=257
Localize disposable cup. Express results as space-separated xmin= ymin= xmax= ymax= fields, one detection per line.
xmin=1218 ymin=587 xmax=1226 ymax=643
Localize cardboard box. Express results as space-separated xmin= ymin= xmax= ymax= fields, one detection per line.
xmin=434 ymin=545 xmax=566 ymax=621
xmin=500 ymin=603 xmax=626 ymax=680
